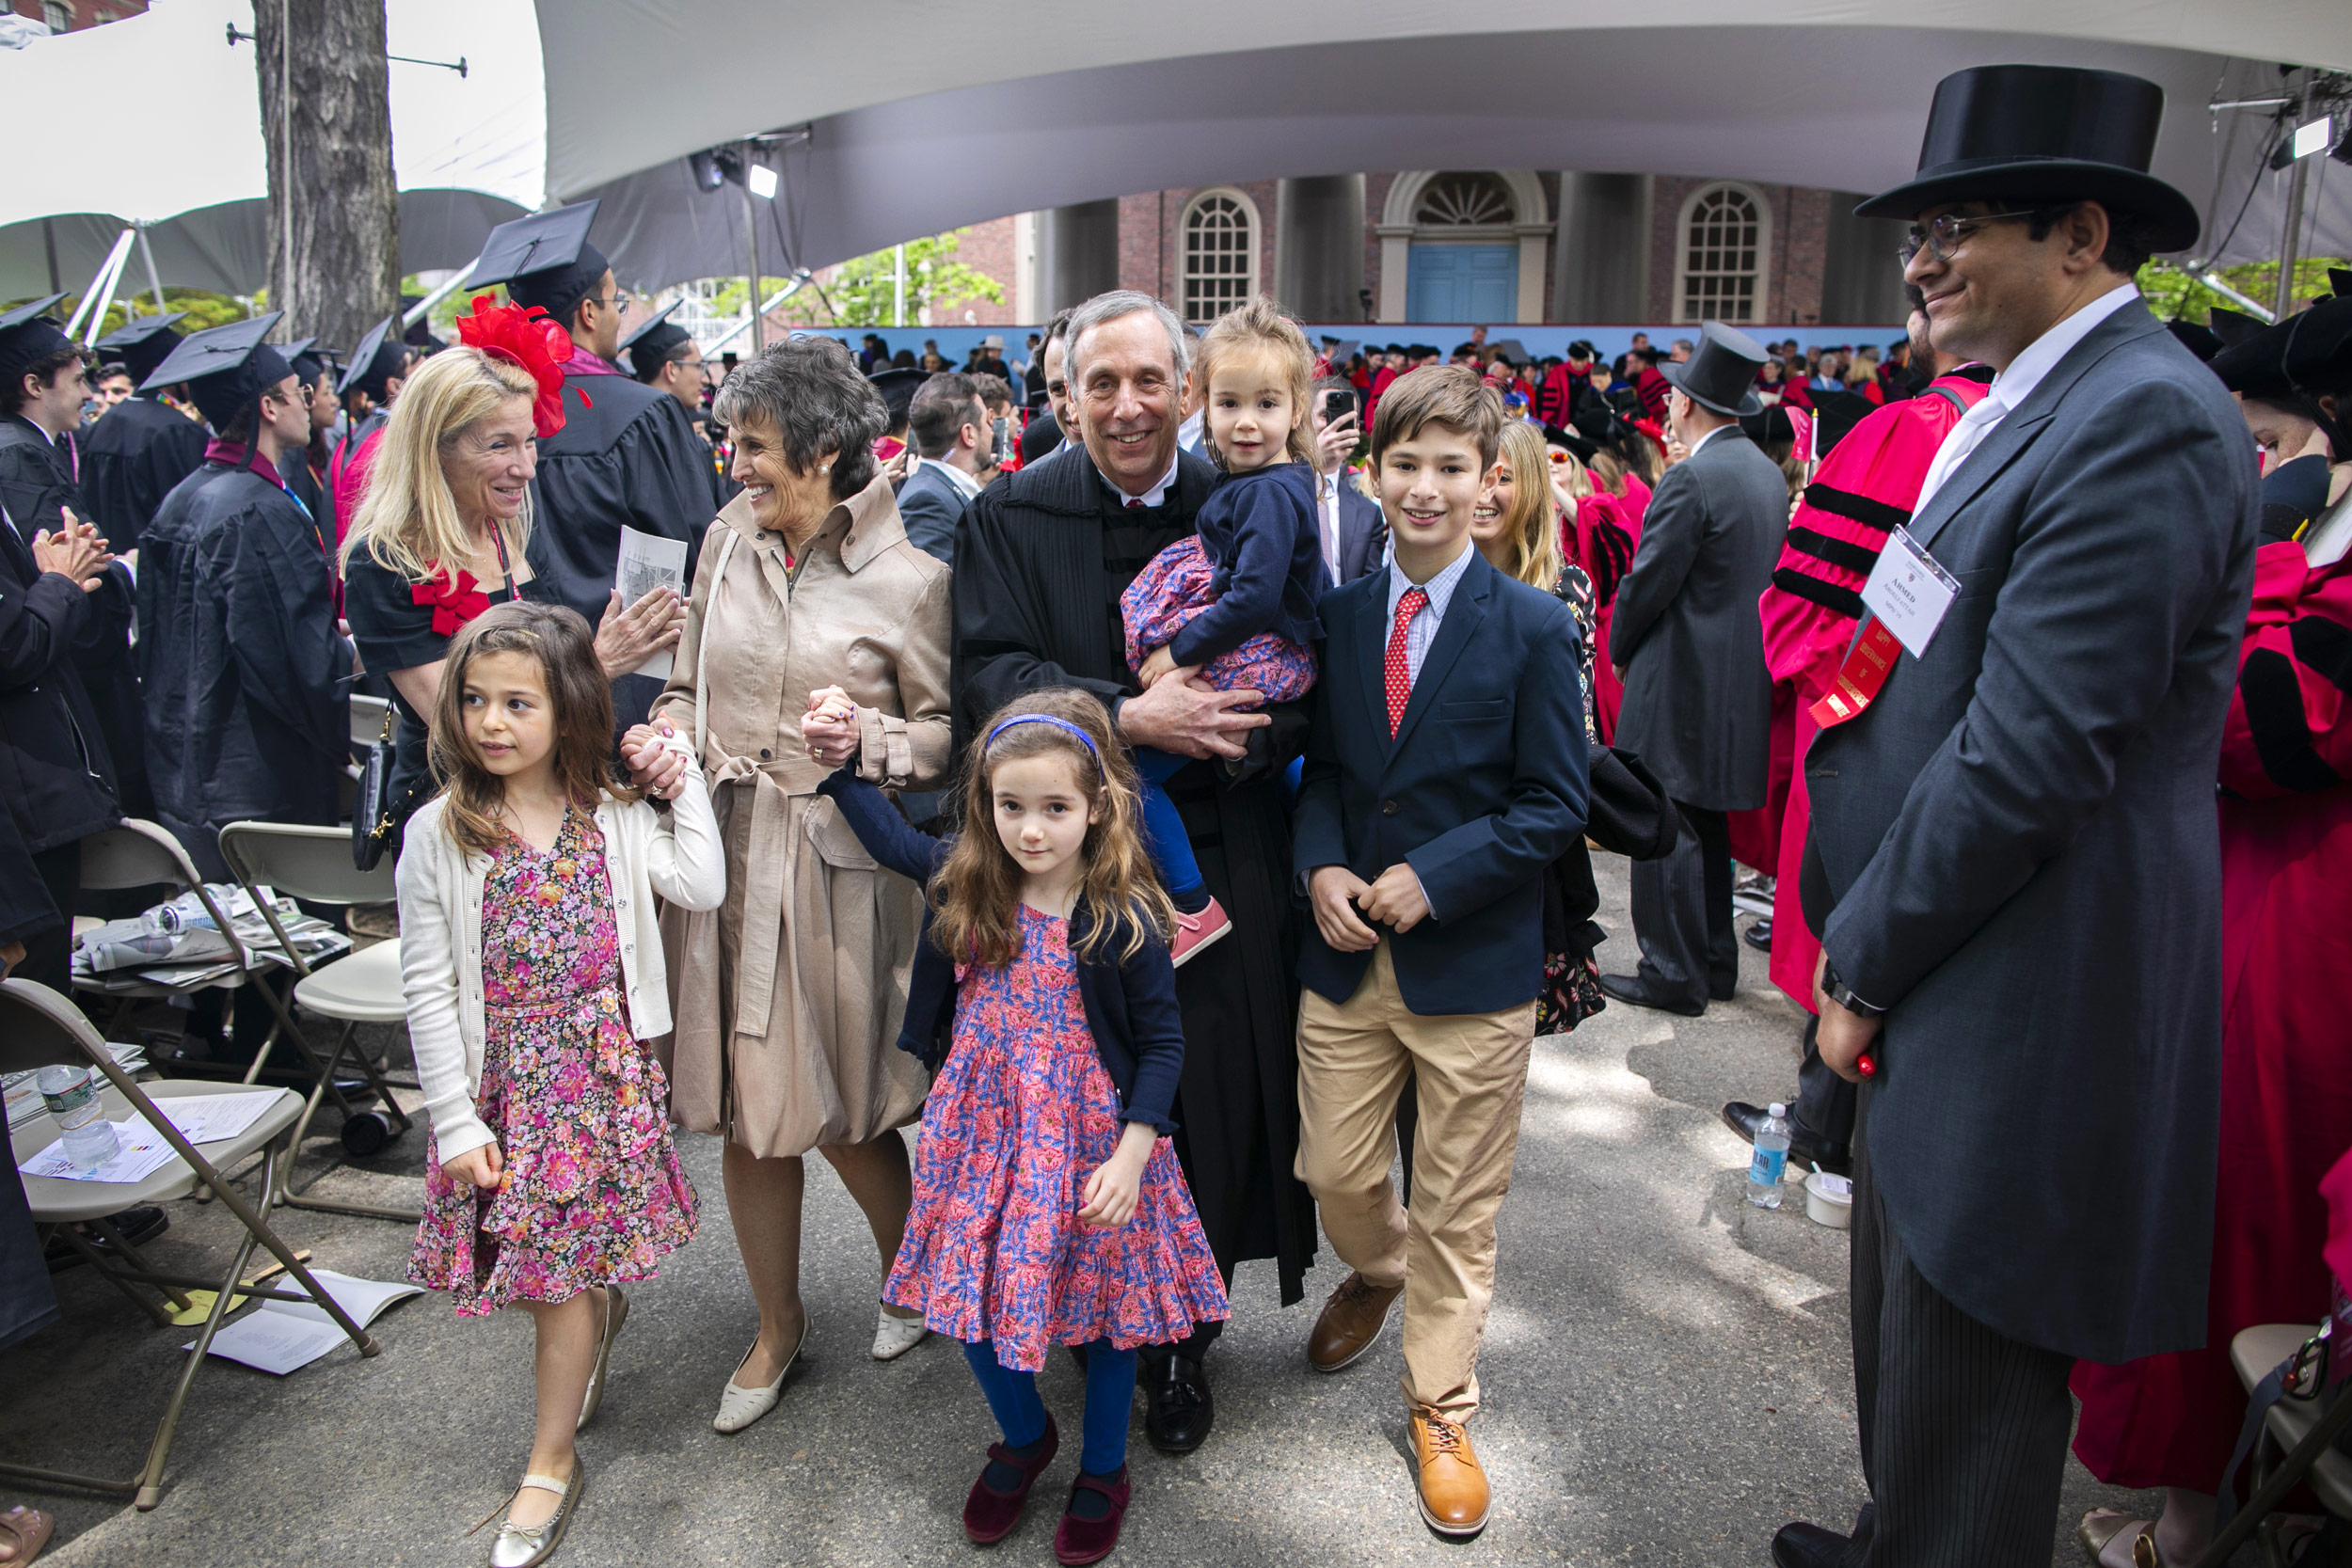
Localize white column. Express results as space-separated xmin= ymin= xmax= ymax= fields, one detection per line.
xmin=1012 ymin=212 xmax=1039 ymax=324
xmin=1514 ymin=226 xmax=1549 ymax=324
xmin=1375 ymin=225 xmax=1412 ymax=322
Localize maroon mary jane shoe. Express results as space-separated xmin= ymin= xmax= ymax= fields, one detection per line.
xmin=1052 ymin=1466 xmax=1131 ymax=1565
xmin=963 ymin=1415 xmax=1059 ymax=1544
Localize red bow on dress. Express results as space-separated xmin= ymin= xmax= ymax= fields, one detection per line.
xmin=412 ymin=566 xmax=490 ymax=636
xmin=455 ymin=294 xmax=576 ymax=437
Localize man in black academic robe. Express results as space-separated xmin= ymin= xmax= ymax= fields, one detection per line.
xmin=467 ymin=201 xmax=707 ymax=729
xmin=79 ymin=312 xmax=209 ymax=555
xmin=0 ymin=297 xmax=146 ymax=816
xmin=954 ymin=291 xmax=1317 ymax=1457
xmin=136 ymin=315 xmax=349 ymax=880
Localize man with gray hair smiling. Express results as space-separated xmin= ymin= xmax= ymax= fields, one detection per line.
xmin=952 ymin=289 xmax=1319 ymax=1457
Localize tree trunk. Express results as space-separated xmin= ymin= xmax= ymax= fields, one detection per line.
xmin=255 ymin=0 xmax=398 ymax=352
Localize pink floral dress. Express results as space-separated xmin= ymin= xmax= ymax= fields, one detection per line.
xmin=409 ymin=811 xmax=697 ymax=1316
xmin=883 ymin=905 xmax=1229 ymax=1370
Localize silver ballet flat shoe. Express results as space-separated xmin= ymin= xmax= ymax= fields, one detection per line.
xmin=711 ymin=1320 xmax=808 ymax=1433
xmin=575 ymin=1285 xmax=628 ymax=1432
xmin=475 ymin=1461 xmax=583 ymax=1568
xmin=870 ymin=1307 xmax=930 ymax=1361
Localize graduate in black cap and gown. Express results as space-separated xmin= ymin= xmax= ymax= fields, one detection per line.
xmin=136 ymin=314 xmax=351 ymax=879
xmin=0 ymin=296 xmax=146 ymax=817
xmin=327 ymin=316 xmax=409 ymax=546
xmin=78 ymin=310 xmax=210 ymax=554
xmin=620 ymin=299 xmax=736 ymax=511
xmin=465 ymin=199 xmax=701 ymax=727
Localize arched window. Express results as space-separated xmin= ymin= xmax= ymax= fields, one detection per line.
xmin=1414 ymin=172 xmax=1516 ymax=229
xmin=1181 ymin=189 xmax=1259 ymax=325
xmin=1677 ymin=182 xmax=1771 ymax=324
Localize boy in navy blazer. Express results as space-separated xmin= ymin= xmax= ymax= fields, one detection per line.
xmin=1291 ymin=365 xmax=1588 ymax=1536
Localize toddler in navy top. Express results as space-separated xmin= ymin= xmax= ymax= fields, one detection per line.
xmin=1119 ymin=295 xmax=1326 ymax=962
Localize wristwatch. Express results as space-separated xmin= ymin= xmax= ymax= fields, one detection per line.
xmin=1820 ymin=961 xmax=1886 ymax=1020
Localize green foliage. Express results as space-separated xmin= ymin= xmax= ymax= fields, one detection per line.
xmin=771 ymin=230 xmax=1005 ymax=329
xmin=403 ymin=273 xmax=500 ymax=337
xmin=0 ymin=289 xmax=262 ymax=346
xmin=2137 ymin=256 xmax=2349 ymax=323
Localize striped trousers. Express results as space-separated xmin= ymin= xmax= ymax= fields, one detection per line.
xmin=1844 ymin=1090 xmax=2077 ymax=1568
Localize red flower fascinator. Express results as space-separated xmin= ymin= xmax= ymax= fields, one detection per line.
xmin=456 ymin=293 xmax=574 ymax=437
xmin=412 ymin=566 xmax=489 ymax=636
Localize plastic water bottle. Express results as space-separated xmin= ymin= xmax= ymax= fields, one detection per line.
xmin=1747 ymin=1102 xmax=1792 ymax=1210
xmin=38 ymin=1064 xmax=119 ymax=1172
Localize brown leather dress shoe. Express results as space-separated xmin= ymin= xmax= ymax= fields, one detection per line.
xmin=1308 ymin=1271 xmax=1405 ymax=1372
xmin=1409 ymin=1407 xmax=1490 ymax=1537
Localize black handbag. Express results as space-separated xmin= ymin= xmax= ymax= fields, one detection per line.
xmin=1583 ymin=742 xmax=1680 ymax=861
xmin=352 ymin=702 xmax=401 ymax=871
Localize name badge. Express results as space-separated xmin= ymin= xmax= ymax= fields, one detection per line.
xmin=1859 ymin=526 xmax=1959 ymax=658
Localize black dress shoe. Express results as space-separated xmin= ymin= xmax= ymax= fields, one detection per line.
xmin=1597 ymin=974 xmax=1703 ymax=1018
xmin=1143 ymin=1354 xmax=1213 ymax=1453
xmin=1771 ymin=1520 xmax=1851 ymax=1568
xmin=1720 ymin=1102 xmax=1852 ymax=1178
xmin=1743 ymin=917 xmax=1773 ymax=952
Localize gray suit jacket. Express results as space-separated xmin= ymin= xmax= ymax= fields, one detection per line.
xmin=1606 ymin=427 xmax=1782 ymax=809
xmin=1809 ymin=300 xmax=2258 ymax=1363
xmin=896 ymin=460 xmax=970 ymax=565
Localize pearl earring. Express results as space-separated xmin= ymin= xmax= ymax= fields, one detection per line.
xmin=819 ymin=464 xmax=831 ymax=475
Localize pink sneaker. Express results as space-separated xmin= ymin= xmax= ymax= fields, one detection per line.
xmin=1168 ymin=897 xmax=1231 ymax=967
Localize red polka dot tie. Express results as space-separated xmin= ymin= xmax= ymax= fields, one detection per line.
xmin=1385 ymin=586 xmax=1427 ymax=738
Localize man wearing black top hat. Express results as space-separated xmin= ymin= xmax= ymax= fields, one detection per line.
xmin=80 ymin=310 xmax=209 ymax=554
xmin=1771 ymin=66 xmax=2260 ymax=1568
xmin=465 ymin=199 xmax=700 ymax=729
xmin=619 ymin=300 xmax=735 ymax=513
xmin=136 ymin=315 xmax=352 ymax=881
xmin=1597 ymin=323 xmax=1782 ymax=1020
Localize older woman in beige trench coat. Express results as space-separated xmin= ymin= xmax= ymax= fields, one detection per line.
xmin=650 ymin=337 xmax=950 ymax=1433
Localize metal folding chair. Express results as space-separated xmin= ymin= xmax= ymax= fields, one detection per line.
xmin=75 ymin=821 xmax=389 ymax=1153
xmin=0 ymin=978 xmax=379 ymax=1510
xmin=2189 ymin=1323 xmax=2352 ymax=1568
xmin=216 ymin=821 xmax=416 ymax=1223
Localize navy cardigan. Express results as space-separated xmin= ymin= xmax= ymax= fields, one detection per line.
xmin=1166 ymin=460 xmax=1327 ymax=665
xmin=815 ymin=769 xmax=1186 ymax=1134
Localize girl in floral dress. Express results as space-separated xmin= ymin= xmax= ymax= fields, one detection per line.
xmin=803 ymin=686 xmax=1228 ymax=1566
xmin=397 ymin=602 xmax=723 ymax=1568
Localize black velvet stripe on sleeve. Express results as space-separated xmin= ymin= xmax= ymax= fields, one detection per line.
xmin=2238 ymin=646 xmax=2344 ymax=794
xmin=2289 ymin=614 xmax=2352 ymax=696
xmin=1801 ymin=480 xmax=1910 ymax=533
xmin=1785 ymin=525 xmax=1883 ymax=578
xmin=1772 ymin=563 xmax=1866 ymax=621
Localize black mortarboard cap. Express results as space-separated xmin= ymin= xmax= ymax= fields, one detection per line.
xmin=2207 ymin=309 xmax=2267 ymax=352
xmin=618 ymin=299 xmax=692 ymax=381
xmin=867 ymin=366 xmax=929 ymax=429
xmin=337 ymin=316 xmax=409 ymax=400
xmin=0 ymin=293 xmax=74 ymax=386
xmin=1539 ymin=422 xmax=1597 ymax=463
xmin=1808 ymin=389 xmax=1881 ymax=458
xmin=467 ymin=200 xmax=609 ymax=323
xmin=282 ymin=335 xmax=327 ymax=383
xmin=92 ymin=310 xmax=186 ymax=385
xmin=141 ymin=312 xmax=295 ymax=430
xmin=2212 ymin=296 xmax=2352 ymax=403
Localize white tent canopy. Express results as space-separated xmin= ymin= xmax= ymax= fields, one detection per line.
xmin=0 ymin=0 xmax=543 ymax=298
xmin=7 ymin=2 xmax=2348 ymax=302
xmin=543 ymin=4 xmax=2352 ymax=291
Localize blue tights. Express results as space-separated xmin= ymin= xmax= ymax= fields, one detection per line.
xmin=1134 ymin=748 xmax=1206 ymax=908
xmin=961 ymin=1338 xmax=1137 ymax=1476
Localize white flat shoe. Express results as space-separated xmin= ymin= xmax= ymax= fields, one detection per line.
xmin=475 ymin=1462 xmax=582 ymax=1568
xmin=712 ymin=1321 xmax=808 ymax=1433
xmin=870 ymin=1307 xmax=930 ymax=1361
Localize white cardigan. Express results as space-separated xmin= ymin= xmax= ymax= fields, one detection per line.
xmin=395 ymin=781 xmax=724 ymax=1161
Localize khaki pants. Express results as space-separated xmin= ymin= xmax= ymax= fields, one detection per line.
xmin=1295 ymin=937 xmax=1536 ymax=1420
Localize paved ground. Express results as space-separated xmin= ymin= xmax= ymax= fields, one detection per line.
xmin=4 ymin=853 xmax=2166 ymax=1566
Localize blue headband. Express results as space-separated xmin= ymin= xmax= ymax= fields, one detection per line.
xmin=984 ymin=714 xmax=1104 ymax=773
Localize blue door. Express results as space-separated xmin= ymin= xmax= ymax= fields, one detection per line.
xmin=1406 ymin=245 xmax=1518 ymax=322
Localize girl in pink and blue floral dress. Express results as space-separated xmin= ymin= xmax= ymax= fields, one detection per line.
xmin=810 ymin=687 xmax=1227 ymax=1565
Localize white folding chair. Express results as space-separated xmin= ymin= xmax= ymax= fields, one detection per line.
xmin=0 ymin=978 xmax=379 ymax=1510
xmin=216 ymin=821 xmax=416 ymax=1222
xmin=2186 ymin=1324 xmax=2352 ymax=1568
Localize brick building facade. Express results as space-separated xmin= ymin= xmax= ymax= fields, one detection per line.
xmin=910 ymin=167 xmax=1906 ymax=329
xmin=12 ymin=0 xmax=143 ymax=31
